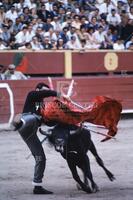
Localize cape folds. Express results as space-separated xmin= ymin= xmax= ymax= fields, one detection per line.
xmin=41 ymin=96 xmax=122 ymax=142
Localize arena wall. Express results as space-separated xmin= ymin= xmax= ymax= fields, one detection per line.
xmin=0 ymin=50 xmax=133 ymax=76
xmin=0 ymin=76 xmax=133 ymax=123
xmin=0 ymin=50 xmax=133 ymax=123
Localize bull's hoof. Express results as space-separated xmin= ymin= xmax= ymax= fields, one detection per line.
xmin=92 ymin=184 xmax=99 ymax=193
xmin=76 ymin=183 xmax=82 ymax=190
xmin=107 ymin=171 xmax=116 ymax=181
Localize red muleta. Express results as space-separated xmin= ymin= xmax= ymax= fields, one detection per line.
xmin=41 ymin=95 xmax=122 ymax=142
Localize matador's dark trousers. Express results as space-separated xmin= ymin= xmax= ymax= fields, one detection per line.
xmin=18 ymin=113 xmax=46 ymax=185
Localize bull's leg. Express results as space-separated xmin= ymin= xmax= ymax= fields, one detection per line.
xmin=67 ymin=153 xmax=92 ymax=194
xmin=79 ymin=155 xmax=99 ymax=193
xmin=89 ymin=140 xmax=115 ymax=181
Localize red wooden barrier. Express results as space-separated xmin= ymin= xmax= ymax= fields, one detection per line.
xmin=0 ymin=76 xmax=133 ymax=123
xmin=0 ymin=51 xmax=133 ymax=75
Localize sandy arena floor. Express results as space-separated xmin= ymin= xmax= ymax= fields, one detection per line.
xmin=0 ymin=118 xmax=133 ymax=200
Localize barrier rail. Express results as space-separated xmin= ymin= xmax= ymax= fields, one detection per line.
xmin=0 ymin=77 xmax=133 ymax=123
xmin=0 ymin=50 xmax=133 ymax=78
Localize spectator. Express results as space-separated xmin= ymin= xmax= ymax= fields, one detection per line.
xmin=59 ymin=26 xmax=69 ymax=44
xmin=37 ymin=4 xmax=52 ymax=22
xmin=97 ymin=0 xmax=115 ymax=18
xmin=125 ymin=34 xmax=133 ymax=48
xmin=71 ymin=14 xmax=81 ymax=29
xmin=89 ymin=16 xmax=99 ymax=30
xmin=18 ymin=42 xmax=32 ymax=50
xmin=0 ymin=38 xmax=7 ymax=50
xmin=13 ymin=17 xmax=23 ymax=35
xmin=86 ymin=27 xmax=99 ymax=49
xmin=42 ymin=37 xmax=53 ymax=50
xmin=4 ymin=64 xmax=28 ymax=80
xmin=93 ymin=25 xmax=106 ymax=48
xmin=128 ymin=6 xmax=133 ymax=20
xmin=0 ymin=0 xmax=132 ymax=51
xmin=15 ymin=26 xmax=28 ymax=47
xmin=51 ymin=15 xmax=62 ymax=31
xmin=104 ymin=28 xmax=114 ymax=49
xmin=128 ymin=42 xmax=133 ymax=49
xmin=31 ymin=36 xmax=43 ymax=50
xmin=65 ymin=35 xmax=81 ymax=49
xmin=113 ymin=37 xmax=125 ymax=50
xmin=43 ymin=17 xmax=53 ymax=32
xmin=5 ymin=5 xmax=18 ymax=23
xmin=106 ymin=8 xmax=121 ymax=30
xmin=67 ymin=26 xmax=81 ymax=45
xmin=56 ymin=38 xmax=65 ymax=49
xmin=1 ymin=24 xmax=11 ymax=45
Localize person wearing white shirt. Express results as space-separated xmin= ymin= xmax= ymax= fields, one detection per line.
xmin=128 ymin=6 xmax=133 ymax=20
xmin=4 ymin=64 xmax=28 ymax=80
xmin=5 ymin=5 xmax=18 ymax=23
xmin=113 ymin=38 xmax=125 ymax=50
xmin=67 ymin=26 xmax=81 ymax=47
xmin=65 ymin=35 xmax=81 ymax=50
xmin=106 ymin=9 xmax=121 ymax=26
xmin=93 ymin=26 xmax=106 ymax=48
xmin=98 ymin=0 xmax=115 ymax=15
xmin=51 ymin=15 xmax=62 ymax=32
xmin=15 ymin=26 xmax=29 ymax=46
xmin=24 ymin=0 xmax=36 ymax=10
xmin=26 ymin=24 xmax=35 ymax=42
xmin=31 ymin=36 xmax=43 ymax=50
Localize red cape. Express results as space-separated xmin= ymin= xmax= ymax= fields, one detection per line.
xmin=41 ymin=96 xmax=122 ymax=142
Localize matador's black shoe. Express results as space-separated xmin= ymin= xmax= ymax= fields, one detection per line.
xmin=33 ymin=186 xmax=53 ymax=194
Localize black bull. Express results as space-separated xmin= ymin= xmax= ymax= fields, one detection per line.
xmin=39 ymin=124 xmax=115 ymax=193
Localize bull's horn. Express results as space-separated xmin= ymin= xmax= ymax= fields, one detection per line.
xmin=39 ymin=128 xmax=52 ymax=136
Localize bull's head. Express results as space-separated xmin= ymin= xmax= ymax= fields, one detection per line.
xmin=39 ymin=124 xmax=81 ymax=153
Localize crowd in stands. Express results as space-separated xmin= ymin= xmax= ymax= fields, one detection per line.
xmin=0 ymin=0 xmax=133 ymax=51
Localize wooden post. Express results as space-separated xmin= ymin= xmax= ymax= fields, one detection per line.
xmin=64 ymin=51 xmax=72 ymax=78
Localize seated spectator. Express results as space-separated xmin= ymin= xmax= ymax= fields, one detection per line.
xmin=65 ymin=35 xmax=81 ymax=49
xmin=89 ymin=16 xmax=99 ymax=30
xmin=125 ymin=35 xmax=133 ymax=49
xmin=71 ymin=14 xmax=81 ymax=30
xmin=59 ymin=26 xmax=69 ymax=44
xmin=51 ymin=15 xmax=62 ymax=31
xmin=106 ymin=8 xmax=121 ymax=31
xmin=4 ymin=64 xmax=28 ymax=80
xmin=18 ymin=42 xmax=32 ymax=50
xmin=128 ymin=6 xmax=133 ymax=20
xmin=1 ymin=24 xmax=11 ymax=45
xmin=5 ymin=5 xmax=18 ymax=23
xmin=31 ymin=36 xmax=43 ymax=50
xmin=42 ymin=37 xmax=53 ymax=50
xmin=104 ymin=28 xmax=114 ymax=49
xmin=113 ymin=38 xmax=125 ymax=50
xmin=0 ymin=38 xmax=8 ymax=50
xmin=56 ymin=38 xmax=65 ymax=49
xmin=15 ymin=26 xmax=29 ymax=47
xmin=128 ymin=42 xmax=133 ymax=50
xmin=93 ymin=25 xmax=106 ymax=49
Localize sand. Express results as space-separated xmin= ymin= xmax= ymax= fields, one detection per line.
xmin=0 ymin=118 xmax=133 ymax=200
